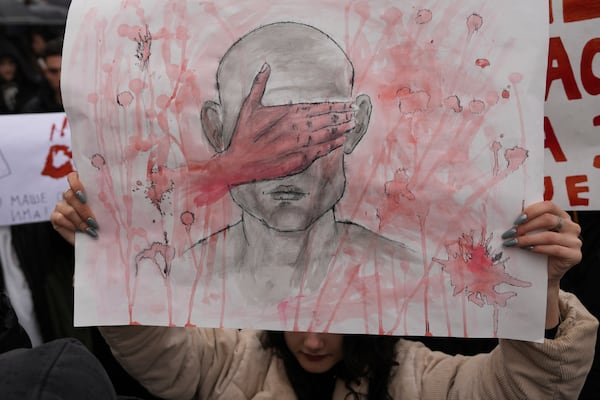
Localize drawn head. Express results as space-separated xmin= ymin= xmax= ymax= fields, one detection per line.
xmin=201 ymin=22 xmax=372 ymax=231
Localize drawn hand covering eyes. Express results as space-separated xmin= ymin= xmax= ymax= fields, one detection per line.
xmin=188 ymin=63 xmax=356 ymax=206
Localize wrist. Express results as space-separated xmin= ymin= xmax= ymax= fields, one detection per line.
xmin=545 ymin=283 xmax=561 ymax=329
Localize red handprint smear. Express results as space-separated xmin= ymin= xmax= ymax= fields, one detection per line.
xmin=42 ymin=145 xmax=74 ymax=178
xmin=434 ymin=232 xmax=531 ymax=309
xmin=41 ymin=116 xmax=74 ymax=179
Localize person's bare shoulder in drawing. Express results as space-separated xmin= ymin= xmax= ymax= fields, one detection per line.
xmin=182 ymin=22 xmax=417 ymax=306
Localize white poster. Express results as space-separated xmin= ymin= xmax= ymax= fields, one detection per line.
xmin=0 ymin=112 xmax=71 ymax=226
xmin=64 ymin=0 xmax=549 ymax=340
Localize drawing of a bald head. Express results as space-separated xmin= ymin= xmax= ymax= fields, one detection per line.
xmin=212 ymin=22 xmax=356 ymax=148
xmin=200 ymin=22 xmax=373 ymax=232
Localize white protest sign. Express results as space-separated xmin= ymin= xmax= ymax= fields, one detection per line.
xmin=0 ymin=113 xmax=72 ymax=226
xmin=64 ymin=0 xmax=549 ymax=341
xmin=544 ymin=0 xmax=600 ymax=210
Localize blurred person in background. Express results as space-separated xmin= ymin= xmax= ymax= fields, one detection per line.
xmin=0 ymin=38 xmax=39 ymax=114
xmin=22 ymin=37 xmax=63 ymax=113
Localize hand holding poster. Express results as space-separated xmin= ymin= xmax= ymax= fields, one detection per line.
xmin=63 ymin=0 xmax=549 ymax=340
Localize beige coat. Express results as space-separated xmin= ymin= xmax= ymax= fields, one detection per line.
xmin=100 ymin=291 xmax=598 ymax=399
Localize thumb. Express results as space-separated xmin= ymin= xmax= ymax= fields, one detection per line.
xmin=246 ymin=63 xmax=271 ymax=106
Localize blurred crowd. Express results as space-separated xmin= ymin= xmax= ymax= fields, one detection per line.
xmin=0 ymin=24 xmax=65 ymax=115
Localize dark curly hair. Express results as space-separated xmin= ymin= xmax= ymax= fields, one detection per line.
xmin=262 ymin=331 xmax=400 ymax=400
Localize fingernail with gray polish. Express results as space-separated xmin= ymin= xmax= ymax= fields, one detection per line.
xmin=85 ymin=227 xmax=98 ymax=239
xmin=501 ymin=228 xmax=517 ymax=240
xmin=521 ymin=245 xmax=534 ymax=251
xmin=513 ymin=213 xmax=527 ymax=226
xmin=502 ymin=238 xmax=518 ymax=247
xmin=76 ymin=190 xmax=87 ymax=204
xmin=86 ymin=217 xmax=99 ymax=230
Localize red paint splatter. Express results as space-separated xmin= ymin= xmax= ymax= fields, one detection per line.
xmin=180 ymin=211 xmax=195 ymax=232
xmin=475 ymin=58 xmax=490 ymax=68
xmin=504 ymin=146 xmax=528 ymax=173
xmin=415 ymin=9 xmax=432 ymax=24
xmin=468 ymin=99 xmax=485 ymax=114
xmin=485 ymin=91 xmax=500 ymax=104
xmin=593 ymin=115 xmax=600 ymax=127
xmin=117 ymin=91 xmax=134 ymax=107
xmin=397 ymin=87 xmax=430 ymax=114
xmin=91 ymin=154 xmax=106 ymax=170
xmin=129 ymin=78 xmax=145 ymax=94
xmin=434 ymin=232 xmax=531 ymax=309
xmin=467 ymin=13 xmax=483 ymax=34
xmin=444 ymin=95 xmax=463 ymax=112
xmin=501 ymin=89 xmax=510 ymax=99
xmin=135 ymin=242 xmax=175 ymax=278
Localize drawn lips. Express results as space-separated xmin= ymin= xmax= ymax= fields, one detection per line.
xmin=267 ymin=185 xmax=307 ymax=201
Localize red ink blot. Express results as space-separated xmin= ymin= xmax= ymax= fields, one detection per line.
xmin=398 ymin=88 xmax=430 ymax=114
xmin=501 ymin=89 xmax=510 ymax=99
xmin=91 ymin=154 xmax=106 ymax=170
xmin=593 ymin=115 xmax=600 ymax=127
xmin=468 ymin=100 xmax=485 ymax=114
xmin=117 ymin=91 xmax=134 ymax=107
xmin=467 ymin=13 xmax=483 ymax=34
xmin=444 ymin=95 xmax=463 ymax=112
xmin=416 ymin=9 xmax=432 ymax=24
xmin=475 ymin=58 xmax=490 ymax=68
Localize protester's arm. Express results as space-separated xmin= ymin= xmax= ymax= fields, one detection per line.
xmin=99 ymin=326 xmax=266 ymax=400
xmin=402 ymin=290 xmax=597 ymax=399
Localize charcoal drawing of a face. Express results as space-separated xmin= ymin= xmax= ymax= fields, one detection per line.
xmin=200 ymin=22 xmax=373 ymax=232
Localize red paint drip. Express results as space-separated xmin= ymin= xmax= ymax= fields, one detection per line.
xmin=475 ymin=58 xmax=490 ymax=68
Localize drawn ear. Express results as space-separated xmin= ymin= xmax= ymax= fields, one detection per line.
xmin=344 ymin=94 xmax=372 ymax=154
xmin=200 ymin=100 xmax=224 ymax=152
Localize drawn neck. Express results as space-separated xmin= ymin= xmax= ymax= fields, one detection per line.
xmin=241 ymin=210 xmax=339 ymax=267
